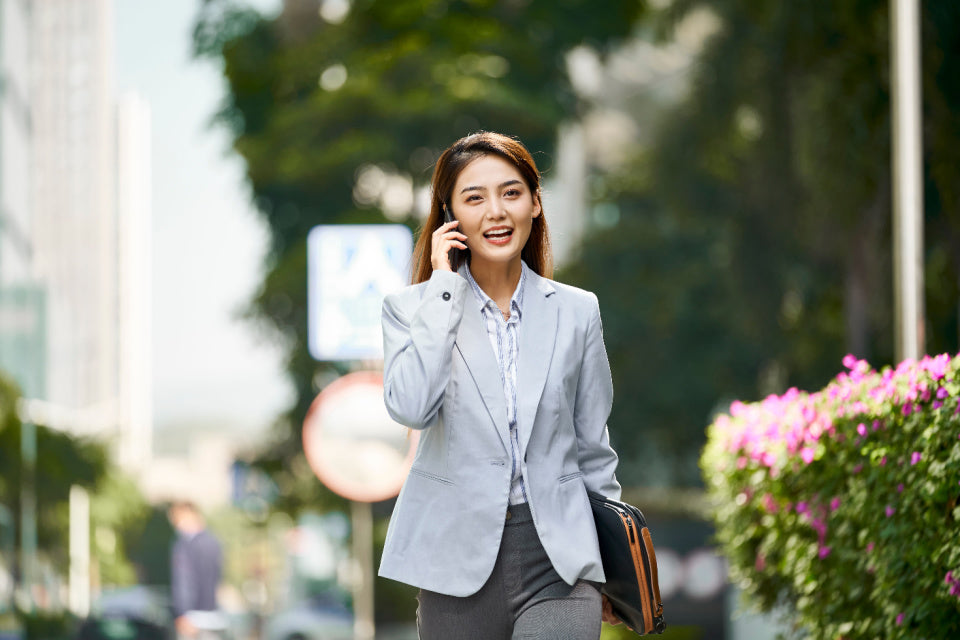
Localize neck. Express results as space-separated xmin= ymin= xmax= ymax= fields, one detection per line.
xmin=468 ymin=257 xmax=523 ymax=302
xmin=179 ymin=519 xmax=204 ymax=536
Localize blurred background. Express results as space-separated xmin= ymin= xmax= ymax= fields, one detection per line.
xmin=1 ymin=0 xmax=958 ymax=638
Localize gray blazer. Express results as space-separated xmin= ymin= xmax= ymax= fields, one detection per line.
xmin=378 ymin=265 xmax=621 ymax=597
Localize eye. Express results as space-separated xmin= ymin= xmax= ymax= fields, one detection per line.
xmin=504 ymin=188 xmax=522 ymax=197
xmin=465 ymin=194 xmax=483 ymax=202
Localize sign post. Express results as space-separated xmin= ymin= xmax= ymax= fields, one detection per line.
xmin=305 ymin=224 xmax=414 ymax=640
xmin=302 ymin=372 xmax=418 ymax=640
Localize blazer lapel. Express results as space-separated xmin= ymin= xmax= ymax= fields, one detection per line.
xmin=516 ymin=271 xmax=558 ymax=456
xmin=454 ymin=293 xmax=511 ymax=454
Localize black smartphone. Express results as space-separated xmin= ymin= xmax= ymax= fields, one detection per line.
xmin=443 ymin=204 xmax=462 ymax=269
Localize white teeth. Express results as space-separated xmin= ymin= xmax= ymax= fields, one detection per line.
xmin=485 ymin=229 xmax=512 ymax=238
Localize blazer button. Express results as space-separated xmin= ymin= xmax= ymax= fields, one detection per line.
xmin=442 ymin=292 xmax=451 ymax=301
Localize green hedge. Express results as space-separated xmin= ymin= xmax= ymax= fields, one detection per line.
xmin=701 ymin=353 xmax=960 ymax=638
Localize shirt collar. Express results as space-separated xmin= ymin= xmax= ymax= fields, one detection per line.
xmin=460 ymin=261 xmax=528 ymax=320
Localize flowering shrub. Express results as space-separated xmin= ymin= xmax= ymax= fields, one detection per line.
xmin=701 ymin=353 xmax=960 ymax=638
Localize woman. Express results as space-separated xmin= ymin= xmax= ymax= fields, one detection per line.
xmin=379 ymin=131 xmax=622 ymax=639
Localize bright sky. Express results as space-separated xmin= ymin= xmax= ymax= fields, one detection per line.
xmin=115 ymin=0 xmax=291 ymax=431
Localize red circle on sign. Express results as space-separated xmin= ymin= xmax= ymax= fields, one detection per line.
xmin=302 ymin=371 xmax=419 ymax=502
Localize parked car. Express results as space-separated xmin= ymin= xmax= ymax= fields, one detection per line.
xmin=263 ymin=593 xmax=353 ymax=640
xmin=75 ymin=586 xmax=174 ymax=640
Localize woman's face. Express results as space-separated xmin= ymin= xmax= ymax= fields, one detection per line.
xmin=448 ymin=154 xmax=541 ymax=273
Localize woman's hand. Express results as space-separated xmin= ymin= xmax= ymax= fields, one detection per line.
xmin=431 ymin=220 xmax=467 ymax=272
xmin=601 ymin=595 xmax=622 ymax=626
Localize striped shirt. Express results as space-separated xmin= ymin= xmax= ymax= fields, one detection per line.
xmin=462 ymin=262 xmax=529 ymax=505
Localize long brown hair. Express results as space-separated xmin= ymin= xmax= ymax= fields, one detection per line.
xmin=411 ymin=131 xmax=553 ymax=284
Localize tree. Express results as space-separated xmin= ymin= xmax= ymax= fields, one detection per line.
xmin=0 ymin=373 xmax=109 ymax=568
xmin=0 ymin=372 xmax=151 ymax=590
xmin=562 ymin=0 xmax=960 ymax=485
xmin=192 ymin=0 xmax=647 ymax=510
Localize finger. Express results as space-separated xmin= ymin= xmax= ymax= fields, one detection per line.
xmin=433 ymin=238 xmax=466 ymax=252
xmin=434 ymin=220 xmax=460 ymax=233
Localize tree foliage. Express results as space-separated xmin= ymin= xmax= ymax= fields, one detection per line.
xmin=0 ymin=374 xmax=109 ymax=567
xmin=195 ymin=0 xmax=960 ymax=494
xmin=562 ymin=0 xmax=960 ymax=485
xmin=192 ymin=0 xmax=646 ymax=510
xmin=0 ymin=373 xmax=149 ymax=587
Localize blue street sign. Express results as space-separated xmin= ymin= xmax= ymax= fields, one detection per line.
xmin=307 ymin=225 xmax=413 ymax=361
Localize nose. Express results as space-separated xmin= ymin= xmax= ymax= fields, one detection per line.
xmin=485 ymin=196 xmax=507 ymax=220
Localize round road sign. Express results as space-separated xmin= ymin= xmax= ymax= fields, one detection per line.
xmin=302 ymin=371 xmax=418 ymax=502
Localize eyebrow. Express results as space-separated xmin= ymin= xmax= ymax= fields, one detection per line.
xmin=459 ymin=179 xmax=523 ymax=194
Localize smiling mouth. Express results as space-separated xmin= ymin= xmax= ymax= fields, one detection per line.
xmin=483 ymin=228 xmax=514 ymax=240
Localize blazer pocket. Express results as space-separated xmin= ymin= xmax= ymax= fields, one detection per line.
xmin=558 ymin=470 xmax=584 ymax=485
xmin=408 ymin=467 xmax=455 ymax=486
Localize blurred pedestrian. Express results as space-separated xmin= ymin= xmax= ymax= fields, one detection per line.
xmin=167 ymin=501 xmax=228 ymax=639
xmin=379 ymin=131 xmax=623 ymax=639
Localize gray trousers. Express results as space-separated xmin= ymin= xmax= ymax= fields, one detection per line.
xmin=416 ymin=503 xmax=602 ymax=640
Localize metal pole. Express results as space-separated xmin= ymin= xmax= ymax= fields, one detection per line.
xmin=891 ymin=0 xmax=925 ymax=361
xmin=19 ymin=419 xmax=37 ymax=611
xmin=350 ymin=501 xmax=375 ymax=640
xmin=69 ymin=486 xmax=90 ymax=617
xmin=0 ymin=504 xmax=14 ymax=613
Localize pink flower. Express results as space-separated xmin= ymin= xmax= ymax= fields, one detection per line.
xmin=829 ymin=497 xmax=841 ymax=511
xmin=896 ymin=613 xmax=904 ymax=626
xmin=926 ymin=354 xmax=950 ymax=379
xmin=937 ymin=387 xmax=948 ymax=399
xmin=897 ymin=483 xmax=904 ymax=493
xmin=818 ymin=545 xmax=831 ymax=559
xmin=933 ymin=401 xmax=944 ymax=410
xmin=885 ymin=505 xmax=896 ymax=517
xmin=866 ymin=542 xmax=874 ymax=553
xmin=856 ymin=423 xmax=867 ymax=437
xmin=796 ymin=501 xmax=809 ymax=515
xmin=811 ymin=515 xmax=824 ymax=531
xmin=842 ymin=354 xmax=858 ymax=369
xmin=800 ymin=447 xmax=815 ymax=464
xmin=911 ymin=451 xmax=922 ymax=465
xmin=902 ymin=402 xmax=914 ymax=415
xmin=762 ymin=493 xmax=778 ymax=513
xmin=852 ymin=463 xmax=863 ymax=474
xmin=880 ymin=456 xmax=887 ymax=466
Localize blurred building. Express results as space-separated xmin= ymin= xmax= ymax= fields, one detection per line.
xmin=116 ymin=92 xmax=153 ymax=469
xmin=0 ymin=0 xmax=154 ymax=471
xmin=31 ymin=0 xmax=118 ymax=416
xmin=0 ymin=0 xmax=32 ymax=285
xmin=0 ymin=0 xmax=47 ymax=402
xmin=141 ymin=423 xmax=265 ymax=509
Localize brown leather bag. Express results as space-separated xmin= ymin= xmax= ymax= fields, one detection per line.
xmin=589 ymin=491 xmax=666 ymax=635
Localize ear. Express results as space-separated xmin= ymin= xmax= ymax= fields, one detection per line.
xmin=532 ymin=195 xmax=542 ymax=218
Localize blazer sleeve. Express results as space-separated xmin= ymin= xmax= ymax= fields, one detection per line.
xmin=574 ymin=294 xmax=622 ymax=500
xmin=382 ymin=269 xmax=468 ymax=429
